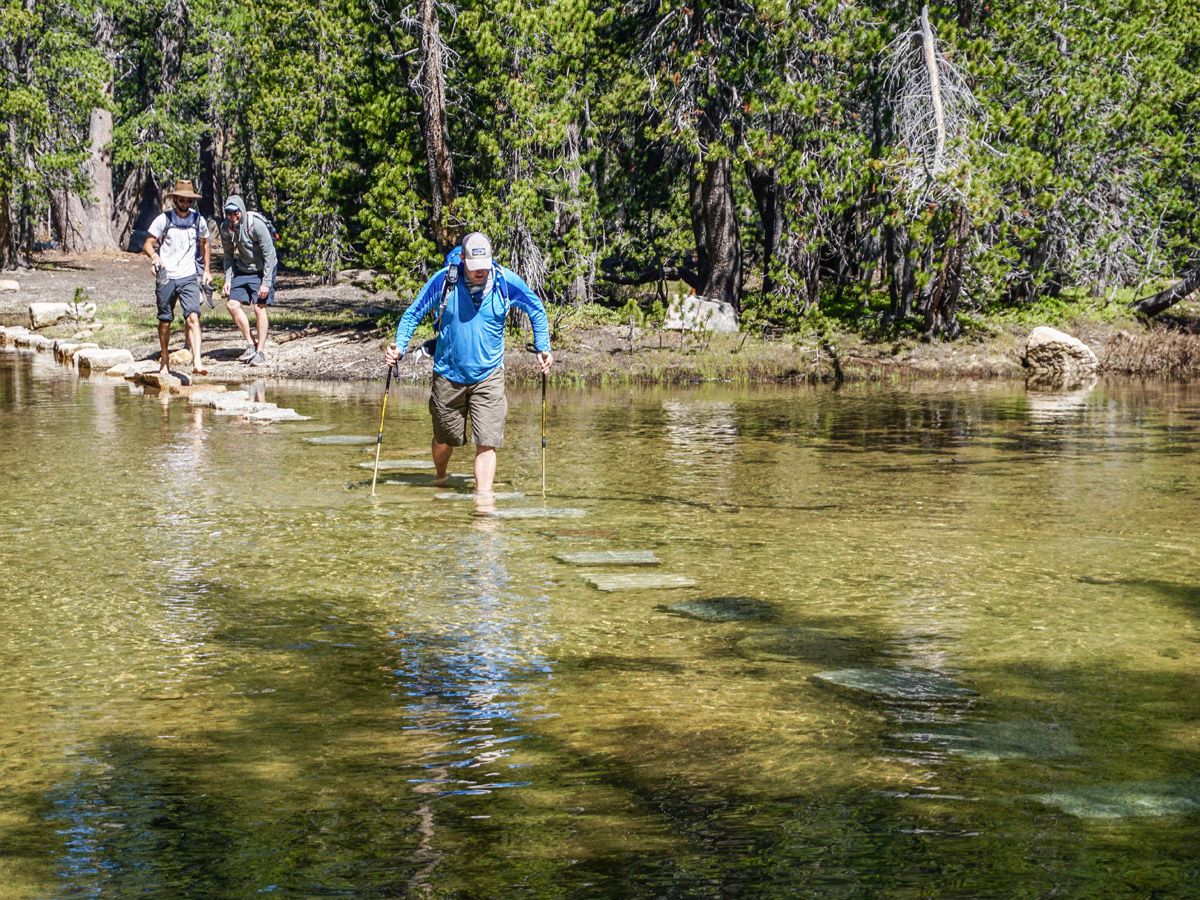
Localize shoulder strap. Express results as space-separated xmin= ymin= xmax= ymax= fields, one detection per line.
xmin=434 ymin=264 xmax=457 ymax=336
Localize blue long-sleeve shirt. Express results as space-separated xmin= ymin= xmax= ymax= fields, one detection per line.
xmin=394 ymin=264 xmax=551 ymax=385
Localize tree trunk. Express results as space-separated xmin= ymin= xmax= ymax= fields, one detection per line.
xmin=54 ymin=105 xmax=119 ymax=252
xmin=746 ymin=164 xmax=779 ymax=299
xmin=417 ymin=0 xmax=457 ymax=252
xmin=924 ymin=203 xmax=968 ymax=338
xmin=0 ymin=187 xmax=15 ymax=270
xmin=697 ymin=154 xmax=742 ymax=308
xmin=1131 ymin=267 xmax=1200 ymax=317
xmin=688 ymin=165 xmax=709 ymax=289
xmin=113 ymin=165 xmax=162 ymax=252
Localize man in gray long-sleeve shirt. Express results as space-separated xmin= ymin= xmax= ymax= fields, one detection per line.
xmin=220 ymin=194 xmax=278 ymax=367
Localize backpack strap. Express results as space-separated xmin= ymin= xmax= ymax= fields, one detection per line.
xmin=434 ymin=264 xmax=457 ymax=337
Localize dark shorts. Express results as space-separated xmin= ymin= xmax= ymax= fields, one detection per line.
xmin=429 ymin=367 xmax=507 ymax=448
xmin=156 ymin=275 xmax=201 ymax=322
xmin=228 ymin=272 xmax=276 ymax=306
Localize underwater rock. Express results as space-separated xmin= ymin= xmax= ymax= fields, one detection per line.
xmin=735 ymin=627 xmax=871 ymax=666
xmin=355 ymin=459 xmax=436 ymax=470
xmin=482 ymin=507 xmax=585 ymax=519
xmin=659 ymin=596 xmax=776 ymax=622
xmin=1032 ymin=780 xmax=1200 ymax=819
xmin=894 ymin=720 xmax=1080 ymax=761
xmin=556 ymin=550 xmax=660 ymax=566
xmin=435 ymin=491 xmax=525 ymax=501
xmin=303 ymin=434 xmax=379 ymax=445
xmin=811 ymin=667 xmax=975 ymax=702
xmin=581 ymin=572 xmax=695 ymax=591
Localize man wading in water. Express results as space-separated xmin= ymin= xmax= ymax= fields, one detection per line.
xmin=384 ymin=232 xmax=553 ymax=495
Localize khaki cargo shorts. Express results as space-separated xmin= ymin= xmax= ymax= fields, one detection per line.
xmin=429 ymin=367 xmax=508 ymax=447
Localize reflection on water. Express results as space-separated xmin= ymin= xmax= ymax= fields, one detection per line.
xmin=1 ymin=349 xmax=1198 ymax=895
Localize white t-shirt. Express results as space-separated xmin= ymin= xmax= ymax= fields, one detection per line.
xmin=149 ymin=211 xmax=210 ymax=280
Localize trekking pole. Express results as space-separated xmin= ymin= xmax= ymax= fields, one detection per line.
xmin=528 ymin=343 xmax=547 ymax=495
xmin=370 ymin=362 xmax=398 ymax=496
xmin=540 ymin=368 xmax=547 ymax=496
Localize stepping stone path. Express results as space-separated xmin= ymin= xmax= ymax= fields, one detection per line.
xmin=481 ymin=506 xmax=586 ymax=519
xmin=383 ymin=474 xmax=473 ymax=487
xmin=355 ymin=459 xmax=436 ymax=470
xmin=810 ymin=667 xmax=976 ymax=702
xmin=659 ymin=596 xmax=776 ymax=622
xmin=1032 ymin=779 xmax=1200 ymax=819
xmin=555 ymin=550 xmax=659 ymax=566
xmin=580 ymin=572 xmax=695 ymax=591
xmin=304 ymin=434 xmax=379 ymax=445
xmin=435 ymin=491 xmax=525 ymax=501
xmin=892 ymin=720 xmax=1080 ymax=761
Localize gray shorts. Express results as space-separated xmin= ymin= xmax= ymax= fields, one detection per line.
xmin=429 ymin=367 xmax=507 ymax=448
xmin=156 ymin=275 xmax=201 ymax=322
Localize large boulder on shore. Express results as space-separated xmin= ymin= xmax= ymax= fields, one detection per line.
xmin=664 ymin=294 xmax=739 ymax=333
xmin=1022 ymin=326 xmax=1098 ymax=379
xmin=29 ymin=301 xmax=96 ymax=329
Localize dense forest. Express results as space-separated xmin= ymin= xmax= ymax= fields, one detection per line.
xmin=2 ymin=0 xmax=1199 ymax=335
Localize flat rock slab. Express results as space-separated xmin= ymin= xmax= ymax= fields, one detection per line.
xmin=304 ymin=434 xmax=379 ymax=445
xmin=356 ymin=459 xmax=436 ymax=470
xmin=1032 ymin=780 xmax=1200 ymax=819
xmin=482 ymin=507 xmax=586 ymax=519
xmin=556 ymin=550 xmax=660 ymax=566
xmin=383 ymin=474 xmax=473 ymax=487
xmin=659 ymin=596 xmax=776 ymax=622
xmin=435 ymin=491 xmax=525 ymax=501
xmin=895 ymin=721 xmax=1080 ymax=761
xmin=736 ymin=627 xmax=876 ymax=667
xmin=213 ymin=401 xmax=278 ymax=416
xmin=811 ymin=668 xmax=975 ymax=702
xmin=243 ymin=408 xmax=310 ymax=422
xmin=76 ymin=348 xmax=134 ymax=373
xmin=581 ymin=572 xmax=696 ymax=591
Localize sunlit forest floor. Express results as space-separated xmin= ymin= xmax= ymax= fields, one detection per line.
xmin=3 ymin=251 xmax=1198 ymax=384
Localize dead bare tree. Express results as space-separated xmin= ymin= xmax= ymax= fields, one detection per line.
xmin=881 ymin=4 xmax=980 ymax=337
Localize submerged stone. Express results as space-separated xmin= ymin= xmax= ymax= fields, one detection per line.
xmin=355 ymin=459 xmax=436 ymax=470
xmin=304 ymin=434 xmax=379 ymax=445
xmin=555 ymin=550 xmax=659 ymax=566
xmin=482 ymin=507 xmax=585 ymax=519
xmin=1032 ymin=780 xmax=1200 ymax=819
xmin=581 ymin=572 xmax=695 ymax=591
xmin=435 ymin=491 xmax=525 ymax=501
xmin=895 ymin=721 xmax=1080 ymax=761
xmin=736 ymin=627 xmax=873 ymax=667
xmin=811 ymin=667 xmax=975 ymax=702
xmin=659 ymin=596 xmax=776 ymax=622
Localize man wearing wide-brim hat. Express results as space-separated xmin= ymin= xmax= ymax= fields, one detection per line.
xmin=143 ymin=179 xmax=213 ymax=377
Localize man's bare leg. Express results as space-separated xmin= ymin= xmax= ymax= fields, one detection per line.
xmin=226 ymin=298 xmax=253 ymax=344
xmin=186 ymin=312 xmax=204 ymax=373
xmin=158 ymin=321 xmax=171 ymax=374
xmin=474 ymin=446 xmax=496 ymax=495
xmin=254 ymin=304 xmax=269 ymax=352
xmin=432 ymin=439 xmax=453 ymax=485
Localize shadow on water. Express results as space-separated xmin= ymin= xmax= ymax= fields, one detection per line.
xmin=3 ymin=580 xmax=1198 ymax=895
xmin=1076 ymin=575 xmax=1200 ymax=619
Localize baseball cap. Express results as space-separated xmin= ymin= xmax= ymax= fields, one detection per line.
xmin=462 ymin=232 xmax=493 ymax=271
xmin=223 ymin=200 xmax=239 ymax=212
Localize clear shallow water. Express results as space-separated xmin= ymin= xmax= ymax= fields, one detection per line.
xmin=1 ymin=349 xmax=1197 ymax=896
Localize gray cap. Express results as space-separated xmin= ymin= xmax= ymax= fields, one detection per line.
xmin=462 ymin=232 xmax=492 ymax=271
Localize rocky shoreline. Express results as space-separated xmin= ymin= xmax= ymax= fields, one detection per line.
xmin=2 ymin=251 xmax=1198 ymax=387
